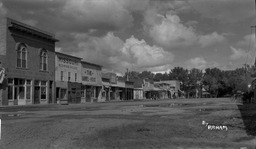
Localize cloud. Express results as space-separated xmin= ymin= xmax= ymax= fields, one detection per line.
xmin=188 ymin=0 xmax=255 ymax=23
xmin=230 ymin=34 xmax=256 ymax=64
xmin=185 ymin=57 xmax=207 ymax=70
xmin=237 ymin=33 xmax=256 ymax=50
xmin=230 ymin=46 xmax=248 ymax=60
xmin=147 ymin=64 xmax=173 ymax=74
xmin=2 ymin=0 xmax=149 ymax=33
xmin=0 ymin=1 xmax=7 ymax=18
xmin=144 ymin=9 xmax=226 ymax=49
xmin=72 ymin=32 xmax=174 ymax=74
xmin=147 ymin=11 xmax=198 ymax=48
xmin=62 ymin=0 xmax=134 ymax=32
xmin=199 ymin=32 xmax=226 ymax=47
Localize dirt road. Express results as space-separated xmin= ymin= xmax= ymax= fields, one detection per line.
xmin=0 ymin=98 xmax=255 ymax=149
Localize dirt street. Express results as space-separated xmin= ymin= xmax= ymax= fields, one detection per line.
xmin=0 ymin=98 xmax=255 ymax=149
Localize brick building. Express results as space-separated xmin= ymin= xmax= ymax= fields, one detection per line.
xmin=0 ymin=18 xmax=58 ymax=106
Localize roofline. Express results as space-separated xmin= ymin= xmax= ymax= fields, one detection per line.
xmin=7 ymin=17 xmax=59 ymax=42
xmin=55 ymin=52 xmax=82 ymax=60
xmin=81 ymin=61 xmax=102 ymax=68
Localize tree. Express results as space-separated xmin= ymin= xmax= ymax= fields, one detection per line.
xmin=187 ymin=68 xmax=203 ymax=98
xmin=203 ymin=68 xmax=223 ymax=97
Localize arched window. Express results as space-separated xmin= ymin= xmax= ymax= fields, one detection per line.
xmin=40 ymin=49 xmax=48 ymax=71
xmin=16 ymin=43 xmax=27 ymax=68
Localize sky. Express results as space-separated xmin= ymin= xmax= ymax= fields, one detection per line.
xmin=0 ymin=0 xmax=255 ymax=74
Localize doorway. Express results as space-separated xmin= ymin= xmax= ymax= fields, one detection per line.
xmin=34 ymin=86 xmax=40 ymax=104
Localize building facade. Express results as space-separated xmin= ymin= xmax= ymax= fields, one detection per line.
xmin=0 ymin=18 xmax=58 ymax=106
xmin=81 ymin=61 xmax=102 ymax=102
xmin=55 ymin=52 xmax=82 ymax=104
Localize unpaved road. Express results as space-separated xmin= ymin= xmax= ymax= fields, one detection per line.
xmin=0 ymin=98 xmax=256 ymax=149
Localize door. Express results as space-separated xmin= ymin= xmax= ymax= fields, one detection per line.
xmin=34 ymin=86 xmax=40 ymax=104
xmin=14 ymin=86 xmax=18 ymax=105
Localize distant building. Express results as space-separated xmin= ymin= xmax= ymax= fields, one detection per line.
xmin=55 ymin=52 xmax=82 ymax=104
xmin=131 ymin=79 xmax=144 ymax=99
xmin=143 ymin=80 xmax=181 ymax=99
xmin=81 ymin=61 xmax=102 ymax=102
xmin=0 ymin=18 xmax=58 ymax=106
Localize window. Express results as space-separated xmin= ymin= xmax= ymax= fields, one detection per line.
xmin=16 ymin=43 xmax=27 ymax=68
xmin=81 ymin=86 xmax=85 ymax=97
xmin=40 ymin=49 xmax=48 ymax=71
xmin=68 ymin=72 xmax=71 ymax=81
xmin=8 ymin=86 xmax=13 ymax=99
xmin=41 ymin=86 xmax=46 ymax=99
xmin=60 ymin=89 xmax=66 ymax=99
xmin=19 ymin=86 xmax=25 ymax=99
xmin=8 ymin=78 xmax=31 ymax=100
xmin=75 ymin=73 xmax=77 ymax=82
xmin=26 ymin=86 xmax=31 ymax=99
xmin=61 ymin=71 xmax=64 ymax=81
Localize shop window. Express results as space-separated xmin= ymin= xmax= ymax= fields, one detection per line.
xmin=56 ymin=88 xmax=60 ymax=99
xmin=14 ymin=78 xmax=19 ymax=85
xmin=19 ymin=86 xmax=25 ymax=99
xmin=16 ymin=43 xmax=27 ymax=68
xmin=26 ymin=80 xmax=31 ymax=85
xmin=41 ymin=86 xmax=46 ymax=99
xmin=26 ymin=86 xmax=31 ymax=99
xmin=34 ymin=80 xmax=40 ymax=86
xmin=19 ymin=79 xmax=25 ymax=85
xmin=40 ymin=49 xmax=48 ymax=71
xmin=8 ymin=86 xmax=13 ymax=100
xmin=8 ymin=78 xmax=13 ymax=84
xmin=60 ymin=89 xmax=66 ymax=99
xmin=41 ymin=81 xmax=47 ymax=86
xmin=81 ymin=86 xmax=85 ymax=97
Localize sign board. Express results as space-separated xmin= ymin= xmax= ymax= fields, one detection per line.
xmin=82 ymin=68 xmax=102 ymax=86
xmin=57 ymin=56 xmax=79 ymax=70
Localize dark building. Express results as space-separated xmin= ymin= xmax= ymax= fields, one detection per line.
xmin=0 ymin=18 xmax=58 ymax=106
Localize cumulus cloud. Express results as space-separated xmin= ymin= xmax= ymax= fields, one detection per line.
xmin=199 ymin=32 xmax=226 ymax=47
xmin=230 ymin=46 xmax=248 ymax=60
xmin=144 ymin=9 xmax=226 ymax=49
xmin=73 ymin=32 xmax=174 ymax=74
xmin=147 ymin=11 xmax=198 ymax=48
xmin=185 ymin=57 xmax=207 ymax=70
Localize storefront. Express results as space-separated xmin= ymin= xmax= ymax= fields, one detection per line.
xmin=81 ymin=61 xmax=102 ymax=103
xmin=55 ymin=52 xmax=82 ymax=104
xmin=101 ymin=78 xmax=111 ymax=102
xmin=0 ymin=18 xmax=57 ymax=106
xmin=125 ymin=81 xmax=134 ymax=100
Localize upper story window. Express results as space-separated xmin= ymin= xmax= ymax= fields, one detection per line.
xmin=61 ymin=71 xmax=64 ymax=81
xmin=16 ymin=43 xmax=27 ymax=68
xmin=40 ymin=49 xmax=48 ymax=71
xmin=68 ymin=72 xmax=71 ymax=81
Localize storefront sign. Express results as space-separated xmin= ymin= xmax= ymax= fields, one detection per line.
xmin=58 ymin=56 xmax=79 ymax=70
xmin=82 ymin=68 xmax=102 ymax=85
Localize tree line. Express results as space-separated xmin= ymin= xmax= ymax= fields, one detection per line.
xmin=124 ymin=65 xmax=256 ymax=98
